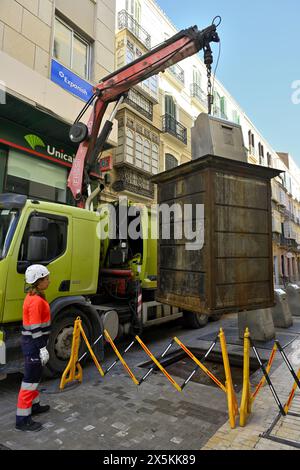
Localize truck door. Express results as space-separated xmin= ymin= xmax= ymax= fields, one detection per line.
xmin=5 ymin=210 xmax=72 ymax=322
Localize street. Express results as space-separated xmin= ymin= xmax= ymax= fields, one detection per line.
xmin=1 ymin=313 xmax=299 ymax=451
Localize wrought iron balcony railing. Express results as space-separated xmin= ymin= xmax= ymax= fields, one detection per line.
xmin=168 ymin=64 xmax=185 ymax=84
xmin=190 ymin=83 xmax=207 ymax=108
xmin=162 ymin=114 xmax=187 ymax=144
xmin=118 ymin=10 xmax=151 ymax=49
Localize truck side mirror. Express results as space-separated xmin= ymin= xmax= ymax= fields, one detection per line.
xmin=27 ymin=236 xmax=48 ymax=262
xmin=29 ymin=216 xmax=49 ymax=233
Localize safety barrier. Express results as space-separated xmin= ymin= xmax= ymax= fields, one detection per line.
xmin=239 ymin=327 xmax=300 ymax=431
xmin=60 ymin=317 xmax=239 ymax=428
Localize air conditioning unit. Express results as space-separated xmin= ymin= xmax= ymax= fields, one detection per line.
xmin=192 ymin=113 xmax=248 ymax=163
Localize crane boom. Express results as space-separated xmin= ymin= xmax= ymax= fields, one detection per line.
xmin=67 ymin=22 xmax=220 ymax=205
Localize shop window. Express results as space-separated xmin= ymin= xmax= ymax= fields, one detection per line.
xmin=53 ymin=17 xmax=91 ymax=79
xmin=5 ymin=150 xmax=67 ymax=204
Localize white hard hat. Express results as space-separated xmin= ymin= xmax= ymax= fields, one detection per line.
xmin=25 ymin=265 xmax=50 ymax=284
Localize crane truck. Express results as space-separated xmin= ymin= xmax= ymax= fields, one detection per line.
xmin=0 ymin=21 xmax=220 ymax=378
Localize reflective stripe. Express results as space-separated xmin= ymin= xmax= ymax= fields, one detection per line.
xmin=31 ymin=331 xmax=43 ymax=339
xmin=23 ymin=321 xmax=51 ymax=330
xmin=22 ymin=329 xmax=50 ymax=335
xmin=16 ymin=407 xmax=32 ymax=416
xmin=21 ymin=382 xmax=39 ymax=391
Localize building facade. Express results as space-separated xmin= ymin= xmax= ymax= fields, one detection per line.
xmin=1 ymin=0 xmax=299 ymax=286
xmin=113 ymin=0 xmax=300 ymax=286
xmin=0 ymin=0 xmax=118 ymax=204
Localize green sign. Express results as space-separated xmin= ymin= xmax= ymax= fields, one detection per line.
xmin=0 ymin=118 xmax=76 ymax=166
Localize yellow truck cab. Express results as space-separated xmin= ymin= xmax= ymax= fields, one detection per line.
xmin=0 ymin=193 xmax=184 ymax=378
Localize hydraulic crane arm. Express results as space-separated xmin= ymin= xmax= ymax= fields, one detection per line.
xmin=67 ymin=21 xmax=220 ymax=205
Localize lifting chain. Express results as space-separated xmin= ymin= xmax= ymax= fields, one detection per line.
xmin=204 ymin=44 xmax=214 ymax=115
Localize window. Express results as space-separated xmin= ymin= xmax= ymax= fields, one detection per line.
xmin=126 ymin=0 xmax=141 ymax=22
xmin=165 ymin=95 xmax=176 ymax=119
xmin=123 ymin=127 xmax=159 ymax=174
xmin=125 ymin=41 xmax=158 ymax=98
xmin=136 ymin=134 xmax=143 ymax=168
xmin=232 ymin=110 xmax=240 ymax=125
xmin=152 ymin=144 xmax=159 ymax=174
xmin=53 ymin=17 xmax=90 ymax=79
xmin=165 ymin=153 xmax=178 ymax=171
xmin=126 ymin=89 xmax=153 ymax=120
xmin=5 ymin=150 xmax=67 ymax=204
xmin=220 ymin=97 xmax=227 ymax=119
xmin=18 ymin=214 xmax=68 ymax=264
xmin=193 ymin=67 xmax=202 ymax=88
xmin=0 ymin=209 xmax=18 ymax=260
xmin=143 ymin=139 xmax=151 ymax=172
xmin=125 ymin=129 xmax=134 ymax=165
xmin=258 ymin=143 xmax=265 ymax=165
xmin=213 ymin=91 xmax=221 ymax=117
xmin=267 ymin=152 xmax=272 ymax=167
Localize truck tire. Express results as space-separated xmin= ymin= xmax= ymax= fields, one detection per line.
xmin=182 ymin=310 xmax=208 ymax=329
xmin=44 ymin=308 xmax=94 ymax=378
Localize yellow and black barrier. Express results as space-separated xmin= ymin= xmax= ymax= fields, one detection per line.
xmin=174 ymin=329 xmax=239 ymax=429
xmin=60 ymin=317 xmax=105 ymax=390
xmin=239 ymin=328 xmax=300 ymax=427
xmin=60 ymin=319 xmax=239 ymax=428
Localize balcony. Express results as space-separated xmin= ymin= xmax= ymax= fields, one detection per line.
xmin=125 ymin=89 xmax=153 ymax=120
xmin=168 ymin=64 xmax=185 ymax=85
xmin=190 ymin=83 xmax=207 ymax=108
xmin=279 ymin=234 xmax=294 ymax=248
xmin=162 ymin=114 xmax=187 ymax=144
xmin=118 ymin=10 xmax=151 ymax=49
xmin=112 ymin=164 xmax=155 ymax=199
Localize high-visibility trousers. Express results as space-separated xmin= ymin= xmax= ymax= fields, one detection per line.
xmin=16 ymin=353 xmax=42 ymax=425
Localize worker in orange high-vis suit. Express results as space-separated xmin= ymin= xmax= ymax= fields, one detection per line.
xmin=16 ymin=265 xmax=51 ymax=432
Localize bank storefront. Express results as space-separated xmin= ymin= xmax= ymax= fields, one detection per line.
xmin=0 ymin=95 xmax=79 ymax=205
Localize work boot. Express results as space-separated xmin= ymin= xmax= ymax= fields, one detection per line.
xmin=32 ymin=404 xmax=50 ymax=416
xmin=15 ymin=419 xmax=42 ymax=432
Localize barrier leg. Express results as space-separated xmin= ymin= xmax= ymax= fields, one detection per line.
xmin=239 ymin=328 xmax=251 ymax=427
xmin=251 ymin=342 xmax=277 ymax=402
xmin=60 ymin=317 xmax=83 ymax=390
xmin=136 ymin=336 xmax=182 ymax=392
xmin=284 ymin=367 xmax=300 ymax=414
xmin=104 ymin=330 xmax=139 ymax=385
xmin=219 ymin=328 xmax=239 ymax=429
xmin=79 ymin=323 xmax=105 ymax=377
xmin=251 ymin=340 xmax=285 ymax=416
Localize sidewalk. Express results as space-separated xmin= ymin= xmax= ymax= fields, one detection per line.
xmin=1 ymin=315 xmax=300 ymax=450
xmin=202 ymin=338 xmax=300 ymax=450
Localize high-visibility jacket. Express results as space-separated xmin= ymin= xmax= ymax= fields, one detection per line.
xmin=21 ymin=294 xmax=51 ymax=354
xmin=16 ymin=293 xmax=51 ymax=425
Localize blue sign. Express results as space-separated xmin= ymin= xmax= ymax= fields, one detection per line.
xmin=51 ymin=59 xmax=94 ymax=102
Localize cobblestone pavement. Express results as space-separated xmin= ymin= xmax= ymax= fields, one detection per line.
xmin=202 ymin=337 xmax=300 ymax=450
xmin=0 ymin=314 xmax=299 ymax=451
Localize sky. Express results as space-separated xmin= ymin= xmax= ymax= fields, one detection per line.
xmin=157 ymin=0 xmax=300 ymax=165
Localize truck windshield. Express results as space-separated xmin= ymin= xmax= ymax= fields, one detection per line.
xmin=0 ymin=209 xmax=18 ymax=259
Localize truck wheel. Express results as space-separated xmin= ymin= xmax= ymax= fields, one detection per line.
xmin=182 ymin=311 xmax=208 ymax=329
xmin=45 ymin=308 xmax=93 ymax=378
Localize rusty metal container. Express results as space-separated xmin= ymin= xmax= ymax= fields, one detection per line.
xmin=152 ymin=155 xmax=281 ymax=315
